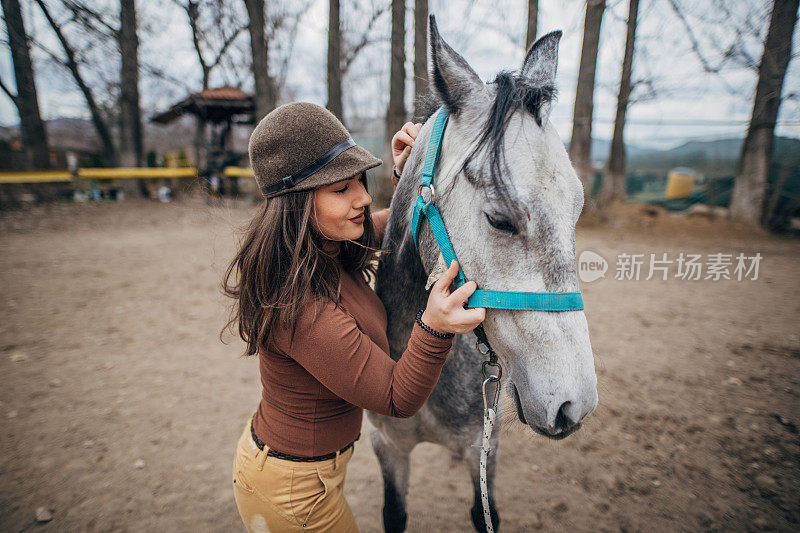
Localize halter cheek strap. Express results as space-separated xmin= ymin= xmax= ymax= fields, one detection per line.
xmin=410 ymin=107 xmax=584 ymax=312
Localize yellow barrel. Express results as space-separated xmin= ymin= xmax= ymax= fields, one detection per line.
xmin=665 ymin=168 xmax=695 ymax=199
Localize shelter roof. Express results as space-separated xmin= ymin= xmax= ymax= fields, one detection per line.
xmin=150 ymin=85 xmax=255 ymax=124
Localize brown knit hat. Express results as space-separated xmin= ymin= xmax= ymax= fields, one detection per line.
xmin=248 ymin=102 xmax=382 ymax=199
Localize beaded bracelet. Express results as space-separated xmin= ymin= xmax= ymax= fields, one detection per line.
xmin=415 ymin=308 xmax=455 ymax=339
xmin=392 ymin=165 xmax=402 ymax=181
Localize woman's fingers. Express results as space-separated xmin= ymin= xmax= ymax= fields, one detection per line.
xmin=434 ymin=260 xmax=460 ymax=294
xmin=447 ymin=278 xmax=485 ymax=328
xmin=392 ymin=132 xmax=414 ymax=151
xmin=449 ymin=279 xmax=477 ymax=303
xmin=392 ymin=134 xmax=416 ymax=157
xmin=464 ymin=306 xmax=486 ymax=323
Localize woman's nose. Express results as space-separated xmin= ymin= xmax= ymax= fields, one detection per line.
xmin=357 ymin=185 xmax=372 ymax=208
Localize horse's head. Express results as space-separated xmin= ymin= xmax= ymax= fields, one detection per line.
xmin=412 ymin=16 xmax=597 ymax=439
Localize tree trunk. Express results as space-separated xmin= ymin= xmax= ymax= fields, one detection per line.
xmin=327 ymin=0 xmax=343 ymax=121
xmin=35 ymin=0 xmax=117 ymax=166
xmin=599 ymin=0 xmax=638 ymax=209
xmin=118 ymin=0 xmax=142 ymax=168
xmin=729 ymin=0 xmax=798 ymax=228
xmin=569 ymin=0 xmax=605 ymax=209
xmin=244 ymin=0 xmax=277 ymax=121
xmin=382 ymin=0 xmax=406 ymax=207
xmin=525 ymin=0 xmax=538 ymax=50
xmin=2 ymin=0 xmax=50 ymax=169
xmin=413 ymin=0 xmax=428 ymax=119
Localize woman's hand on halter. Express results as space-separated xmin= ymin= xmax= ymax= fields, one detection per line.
xmin=391 ymin=122 xmax=423 ymax=190
xmin=421 ymin=260 xmax=486 ymax=335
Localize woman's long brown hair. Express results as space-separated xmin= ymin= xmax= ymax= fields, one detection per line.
xmin=220 ymin=173 xmax=379 ymax=356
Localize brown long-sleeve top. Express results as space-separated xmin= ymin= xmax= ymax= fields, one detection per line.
xmin=252 ymin=208 xmax=453 ymax=457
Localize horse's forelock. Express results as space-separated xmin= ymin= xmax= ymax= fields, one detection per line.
xmin=458 ymin=70 xmax=558 ymax=222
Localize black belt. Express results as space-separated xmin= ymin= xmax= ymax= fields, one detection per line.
xmin=250 ymin=417 xmax=359 ymax=462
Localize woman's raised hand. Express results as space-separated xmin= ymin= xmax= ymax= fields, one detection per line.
xmin=391 ymin=122 xmax=423 ymax=182
xmin=421 ymin=260 xmax=486 ymax=335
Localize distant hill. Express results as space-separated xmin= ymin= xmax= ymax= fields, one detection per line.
xmin=562 ymin=136 xmax=800 ymax=179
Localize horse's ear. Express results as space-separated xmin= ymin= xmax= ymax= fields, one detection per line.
xmin=427 ymin=14 xmax=488 ymax=114
xmin=521 ymin=30 xmax=561 ymax=86
xmin=520 ymin=30 xmax=561 ymax=125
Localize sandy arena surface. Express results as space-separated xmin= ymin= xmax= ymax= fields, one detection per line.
xmin=0 ymin=196 xmax=798 ymax=532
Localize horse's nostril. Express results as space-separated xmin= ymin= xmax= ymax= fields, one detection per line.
xmin=552 ymin=401 xmax=573 ymax=433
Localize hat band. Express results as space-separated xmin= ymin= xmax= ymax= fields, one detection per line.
xmin=261 ymin=137 xmax=357 ymax=196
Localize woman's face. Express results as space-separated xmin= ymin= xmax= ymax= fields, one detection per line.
xmin=312 ymin=173 xmax=372 ymax=242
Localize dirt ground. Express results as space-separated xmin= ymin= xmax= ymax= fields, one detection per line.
xmin=1 ymin=196 xmax=798 ymax=532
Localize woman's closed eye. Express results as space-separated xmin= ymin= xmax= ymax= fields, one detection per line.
xmin=335 ymin=175 xmax=367 ymax=194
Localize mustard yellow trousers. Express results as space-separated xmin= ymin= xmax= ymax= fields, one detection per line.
xmin=232 ymin=418 xmax=359 ymax=532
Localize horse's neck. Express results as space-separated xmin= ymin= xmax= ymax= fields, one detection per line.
xmin=376 ymin=196 xmax=478 ymax=410
xmin=376 ymin=119 xmax=445 ymax=359
xmin=376 ymin=202 xmax=432 ymax=361
xmin=375 ymin=167 xmax=440 ymax=360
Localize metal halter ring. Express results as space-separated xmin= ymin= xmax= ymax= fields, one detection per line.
xmin=418 ymin=183 xmax=436 ymax=205
xmin=482 ymin=360 xmax=502 ymax=381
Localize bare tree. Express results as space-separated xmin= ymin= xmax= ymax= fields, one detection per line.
xmin=34 ymin=0 xmax=117 ymax=166
xmin=569 ymin=0 xmax=605 ymax=209
xmin=118 ymin=0 xmax=142 ymax=168
xmin=1 ymin=0 xmax=50 ymax=169
xmin=175 ymin=0 xmax=247 ymax=91
xmin=244 ymin=0 xmax=277 ymax=121
xmin=598 ymin=0 xmax=638 ymax=208
xmin=174 ymin=0 xmax=247 ymax=172
xmin=667 ymin=0 xmax=799 ymax=228
xmin=413 ymin=0 xmax=428 ymax=119
xmin=335 ymin=0 xmax=388 ymax=124
xmin=327 ymin=0 xmax=342 ymax=120
xmin=729 ymin=0 xmax=798 ymax=228
xmin=525 ymin=0 xmax=538 ymax=50
xmin=381 ymin=0 xmax=406 ymax=206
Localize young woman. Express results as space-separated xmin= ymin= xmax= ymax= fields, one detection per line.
xmin=222 ymin=102 xmax=485 ymax=532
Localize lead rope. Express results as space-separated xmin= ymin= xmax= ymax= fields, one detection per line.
xmin=476 ymin=324 xmax=500 ymax=533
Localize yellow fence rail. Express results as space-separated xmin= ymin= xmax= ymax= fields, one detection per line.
xmin=223 ymin=166 xmax=254 ymax=178
xmin=0 ymin=171 xmax=73 ymax=184
xmin=78 ymin=167 xmax=198 ymax=179
xmin=0 ymin=167 xmax=254 ymax=184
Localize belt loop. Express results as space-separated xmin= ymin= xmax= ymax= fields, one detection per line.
xmin=334 ymin=449 xmax=341 ymax=470
xmin=257 ymin=444 xmax=269 ymax=470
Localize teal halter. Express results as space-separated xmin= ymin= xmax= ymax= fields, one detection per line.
xmin=411 ymin=107 xmax=584 ymax=312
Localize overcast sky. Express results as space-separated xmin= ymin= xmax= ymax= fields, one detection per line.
xmin=1 ymin=0 xmax=798 ymax=150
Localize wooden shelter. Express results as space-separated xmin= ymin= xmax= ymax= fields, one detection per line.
xmin=150 ymin=86 xmax=255 ymax=195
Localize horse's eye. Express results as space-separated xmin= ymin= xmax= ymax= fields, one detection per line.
xmin=485 ymin=213 xmax=517 ymax=234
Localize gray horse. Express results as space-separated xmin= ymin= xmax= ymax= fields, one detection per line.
xmin=366 ymin=16 xmax=598 ymax=532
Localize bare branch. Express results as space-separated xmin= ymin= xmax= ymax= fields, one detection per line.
xmin=0 ymin=75 xmax=18 ymax=105
xmin=342 ymin=4 xmax=388 ymax=74
xmin=62 ymin=0 xmax=119 ymax=39
xmin=665 ymin=0 xmax=723 ymax=74
xmin=34 ymin=0 xmax=117 ymax=163
xmin=209 ymin=25 xmax=246 ymax=71
xmin=184 ymin=1 xmax=208 ymax=73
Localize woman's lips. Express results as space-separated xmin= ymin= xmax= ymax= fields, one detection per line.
xmin=349 ymin=213 xmax=365 ymax=223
